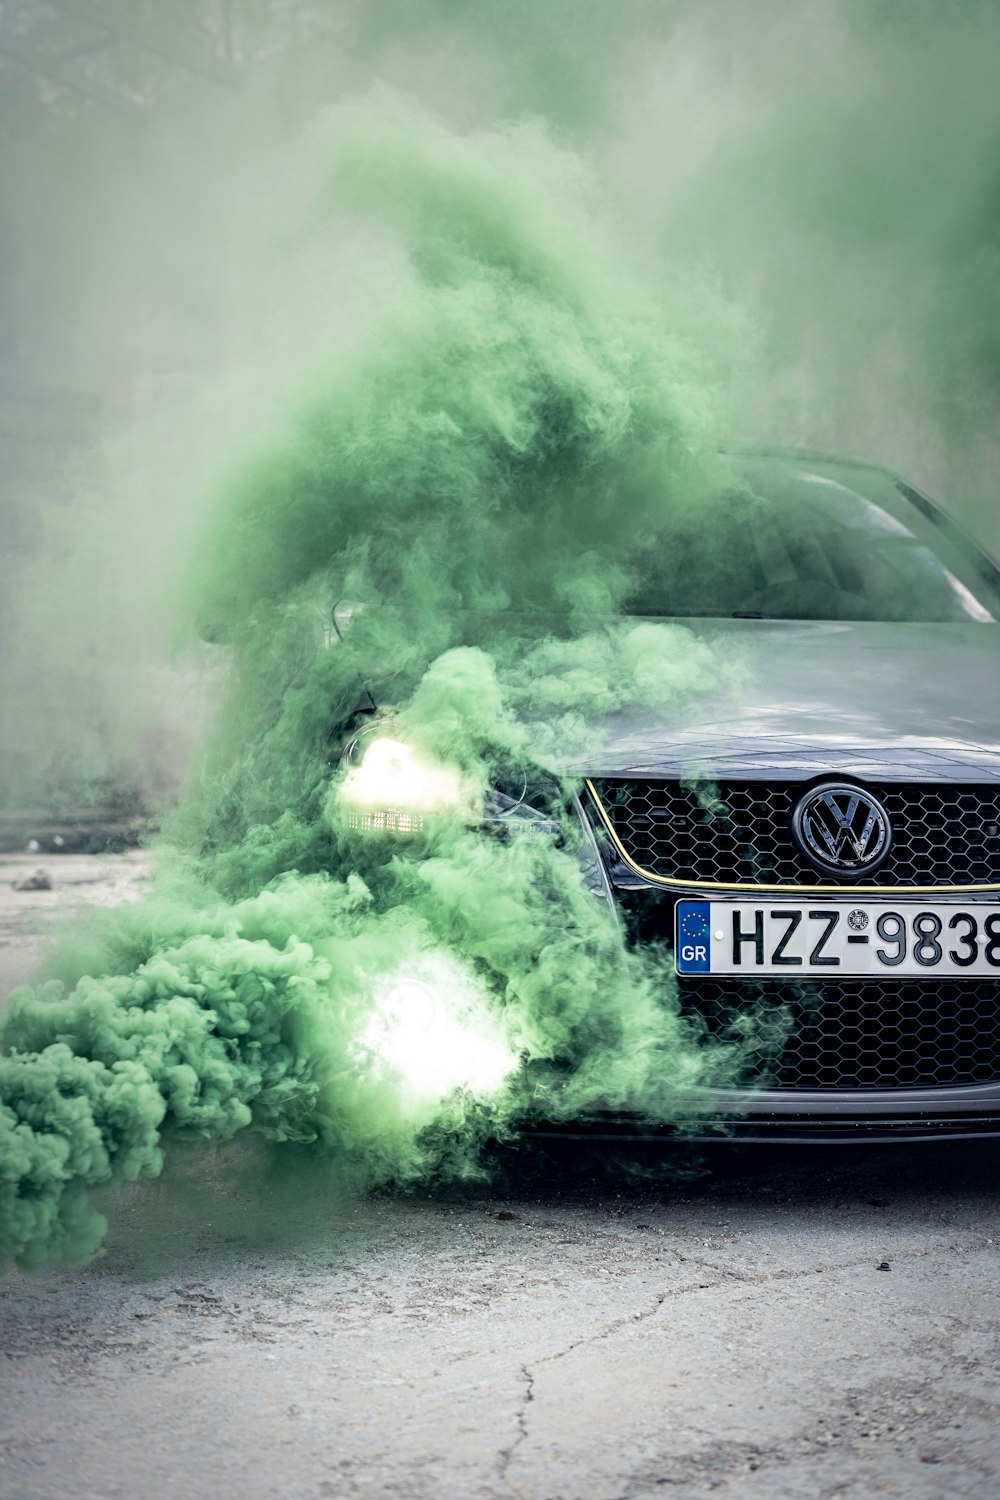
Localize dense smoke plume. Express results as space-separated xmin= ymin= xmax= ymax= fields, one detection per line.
xmin=0 ymin=102 xmax=754 ymax=1268
xmin=4 ymin=0 xmax=1000 ymax=803
xmin=2 ymin=2 xmax=1000 ymax=1266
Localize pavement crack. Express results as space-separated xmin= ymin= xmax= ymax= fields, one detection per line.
xmin=497 ymin=1293 xmax=681 ymax=1490
xmin=545 ymin=1287 xmax=673 ymax=1365
xmin=497 ymin=1362 xmax=535 ymax=1493
xmin=672 ymin=1236 xmax=989 ymax=1291
xmin=517 ymin=1362 xmax=535 ymax=1437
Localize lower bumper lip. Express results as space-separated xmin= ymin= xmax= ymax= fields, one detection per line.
xmin=518 ymin=1082 xmax=1000 ymax=1143
xmin=688 ymin=1079 xmax=1000 ymax=1113
xmin=522 ymin=1116 xmax=1000 ymax=1144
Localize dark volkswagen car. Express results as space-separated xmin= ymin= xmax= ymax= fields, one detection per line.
xmin=576 ymin=450 xmax=1000 ymax=1140
xmin=338 ymin=450 xmax=1000 ymax=1141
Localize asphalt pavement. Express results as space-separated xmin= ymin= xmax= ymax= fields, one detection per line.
xmin=1 ymin=853 xmax=998 ymax=1500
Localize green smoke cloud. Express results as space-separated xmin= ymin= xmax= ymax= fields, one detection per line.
xmin=6 ymin=2 xmax=1000 ymax=814
xmin=0 ymin=102 xmax=759 ymax=1269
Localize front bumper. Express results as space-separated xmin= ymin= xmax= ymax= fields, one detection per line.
xmin=574 ymin=787 xmax=1000 ymax=1139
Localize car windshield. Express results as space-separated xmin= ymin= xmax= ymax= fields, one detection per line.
xmin=624 ymin=461 xmax=1000 ymax=623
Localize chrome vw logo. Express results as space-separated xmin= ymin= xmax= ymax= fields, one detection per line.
xmin=791 ymin=782 xmax=892 ymax=876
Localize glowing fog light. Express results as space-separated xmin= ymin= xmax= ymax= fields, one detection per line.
xmin=358 ymin=967 xmax=517 ymax=1105
xmin=338 ymin=736 xmax=468 ymax=834
xmin=381 ymin=979 xmax=440 ymax=1030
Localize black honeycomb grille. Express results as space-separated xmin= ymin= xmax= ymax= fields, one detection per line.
xmin=593 ymin=779 xmax=1000 ymax=887
xmin=680 ymin=975 xmax=1000 ymax=1090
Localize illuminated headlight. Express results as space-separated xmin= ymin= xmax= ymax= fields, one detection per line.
xmin=338 ymin=733 xmax=470 ymax=834
xmin=336 ymin=725 xmax=564 ymax=842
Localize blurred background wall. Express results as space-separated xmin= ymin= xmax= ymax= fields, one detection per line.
xmin=1 ymin=0 xmax=999 ymax=837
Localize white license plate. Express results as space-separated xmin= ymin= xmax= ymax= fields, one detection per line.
xmin=675 ymin=900 xmax=1000 ymax=977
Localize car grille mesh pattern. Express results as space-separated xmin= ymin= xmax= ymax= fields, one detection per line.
xmin=679 ymin=975 xmax=1000 ymax=1090
xmin=593 ymin=779 xmax=1000 ymax=887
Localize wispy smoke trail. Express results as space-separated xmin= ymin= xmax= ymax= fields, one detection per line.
xmin=1 ymin=104 xmax=753 ymax=1269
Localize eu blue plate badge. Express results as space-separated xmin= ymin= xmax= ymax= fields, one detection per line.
xmin=676 ymin=900 xmax=711 ymax=973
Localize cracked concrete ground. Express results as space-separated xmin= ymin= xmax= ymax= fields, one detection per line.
xmin=2 ymin=855 xmax=999 ymax=1499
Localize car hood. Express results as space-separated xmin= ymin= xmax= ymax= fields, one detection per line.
xmin=576 ymin=619 xmax=1000 ymax=783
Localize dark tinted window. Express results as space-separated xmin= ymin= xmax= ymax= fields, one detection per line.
xmin=625 ymin=466 xmax=998 ymax=622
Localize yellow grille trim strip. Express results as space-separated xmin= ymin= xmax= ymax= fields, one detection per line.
xmin=584 ymin=778 xmax=1000 ymax=897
